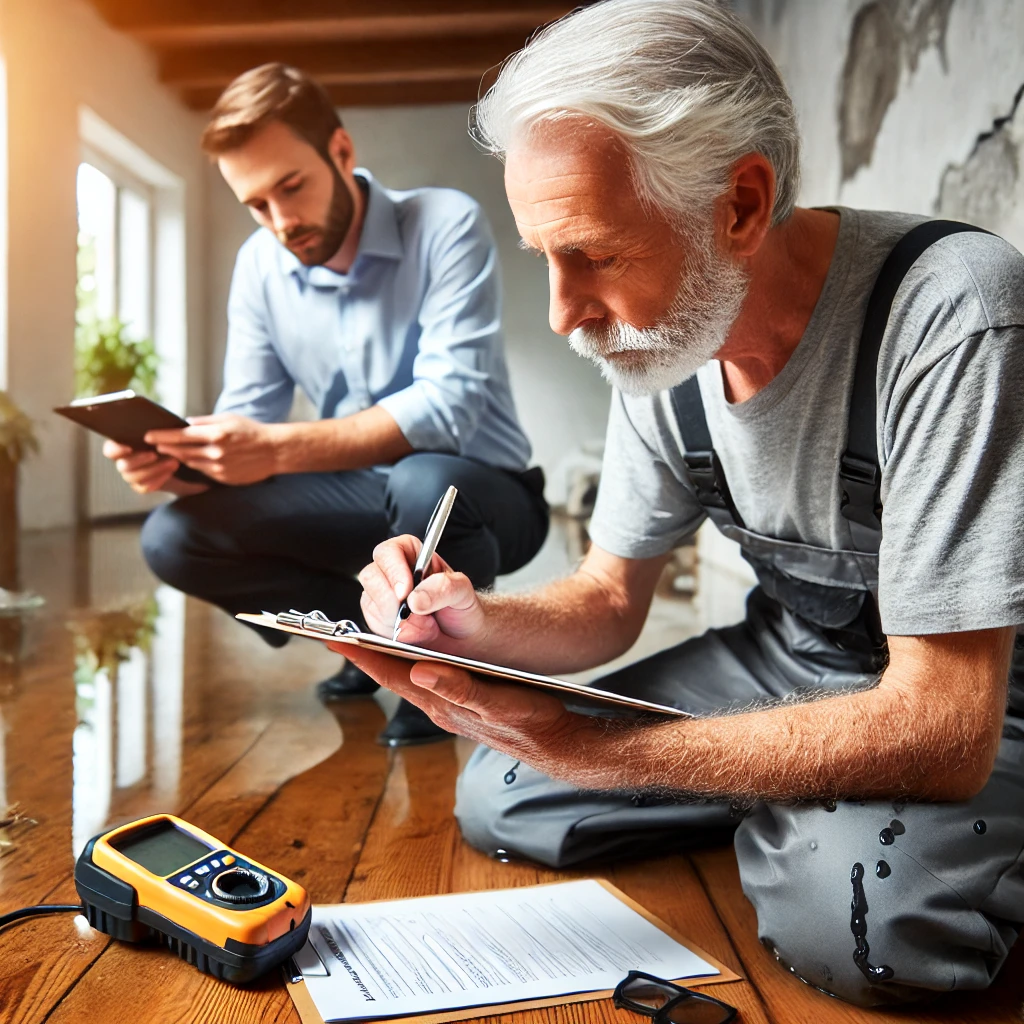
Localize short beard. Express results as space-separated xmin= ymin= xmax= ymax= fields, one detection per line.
xmin=568 ymin=217 xmax=749 ymax=396
xmin=279 ymin=163 xmax=355 ymax=267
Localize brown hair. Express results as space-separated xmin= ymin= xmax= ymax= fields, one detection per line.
xmin=201 ymin=63 xmax=343 ymax=160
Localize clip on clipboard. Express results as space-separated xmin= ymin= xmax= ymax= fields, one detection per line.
xmin=236 ymin=610 xmax=690 ymax=719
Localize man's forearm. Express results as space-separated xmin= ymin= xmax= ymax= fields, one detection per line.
xmin=272 ymin=406 xmax=413 ymax=473
xmin=436 ymin=554 xmax=667 ymax=674
xmin=460 ymin=580 xmax=631 ymax=674
xmin=551 ymin=628 xmax=1013 ymax=803
xmin=586 ymin=684 xmax=958 ymax=801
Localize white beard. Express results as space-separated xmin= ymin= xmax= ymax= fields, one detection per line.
xmin=568 ymin=221 xmax=749 ymax=396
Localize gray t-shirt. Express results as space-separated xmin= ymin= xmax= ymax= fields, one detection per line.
xmin=589 ymin=207 xmax=1024 ymax=635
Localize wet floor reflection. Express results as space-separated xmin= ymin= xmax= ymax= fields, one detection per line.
xmin=0 ymin=516 xmax=753 ymax=885
xmin=69 ymin=588 xmax=183 ymax=856
xmin=0 ymin=522 xmax=341 ymax=880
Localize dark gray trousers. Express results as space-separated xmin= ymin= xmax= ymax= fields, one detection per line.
xmin=140 ymin=452 xmax=549 ymax=643
xmin=454 ymin=590 xmax=1024 ymax=1007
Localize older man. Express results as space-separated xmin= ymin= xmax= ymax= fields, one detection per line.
xmin=344 ymin=0 xmax=1024 ymax=1009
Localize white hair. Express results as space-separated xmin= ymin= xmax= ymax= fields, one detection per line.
xmin=472 ymin=0 xmax=801 ymax=225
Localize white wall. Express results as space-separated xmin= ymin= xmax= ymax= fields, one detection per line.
xmin=204 ymin=103 xmax=612 ymax=503
xmin=736 ymin=0 xmax=1024 ymax=250
xmin=1 ymin=0 xmax=209 ymax=529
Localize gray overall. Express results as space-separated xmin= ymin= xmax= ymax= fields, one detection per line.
xmin=454 ymin=223 xmax=1024 ymax=1007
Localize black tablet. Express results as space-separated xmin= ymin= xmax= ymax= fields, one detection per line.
xmin=54 ymin=390 xmax=215 ymax=486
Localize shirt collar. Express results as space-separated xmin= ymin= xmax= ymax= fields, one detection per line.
xmin=277 ymin=168 xmax=403 ymax=287
xmin=357 ymin=170 xmax=403 ymax=261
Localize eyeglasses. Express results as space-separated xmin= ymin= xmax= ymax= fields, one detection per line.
xmin=613 ymin=970 xmax=737 ymax=1024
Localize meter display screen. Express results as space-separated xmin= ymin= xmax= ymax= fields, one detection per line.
xmin=112 ymin=820 xmax=212 ymax=877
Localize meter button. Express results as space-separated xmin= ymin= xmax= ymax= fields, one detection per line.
xmin=211 ymin=866 xmax=271 ymax=905
xmin=222 ymin=855 xmax=235 ymax=866
xmin=179 ymin=875 xmax=193 ymax=885
xmin=188 ymin=880 xmax=200 ymax=890
xmin=195 ymin=865 xmax=210 ymax=876
xmin=210 ymin=859 xmax=221 ymax=868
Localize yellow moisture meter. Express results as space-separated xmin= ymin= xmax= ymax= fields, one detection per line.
xmin=73 ymin=813 xmax=311 ymax=984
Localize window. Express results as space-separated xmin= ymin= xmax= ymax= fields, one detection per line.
xmin=74 ymin=109 xmax=187 ymax=519
xmin=76 ymin=155 xmax=155 ymax=356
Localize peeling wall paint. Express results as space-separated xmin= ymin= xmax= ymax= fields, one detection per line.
xmin=837 ymin=0 xmax=955 ymax=181
xmin=937 ymin=83 xmax=1024 ymax=236
xmin=735 ymin=0 xmax=1024 ymax=253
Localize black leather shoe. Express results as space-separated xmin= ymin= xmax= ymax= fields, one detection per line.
xmin=377 ymin=698 xmax=452 ymax=746
xmin=316 ymin=661 xmax=380 ymax=702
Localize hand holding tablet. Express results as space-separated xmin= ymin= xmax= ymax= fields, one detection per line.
xmin=54 ymin=390 xmax=216 ymax=488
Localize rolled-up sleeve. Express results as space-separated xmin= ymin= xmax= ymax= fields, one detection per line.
xmin=214 ymin=239 xmax=295 ymax=423
xmin=377 ymin=202 xmax=500 ymax=453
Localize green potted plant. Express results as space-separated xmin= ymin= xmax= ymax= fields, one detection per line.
xmin=0 ymin=392 xmax=43 ymax=666
xmin=75 ymin=226 xmax=159 ymax=399
xmin=0 ymin=391 xmax=39 ymax=593
xmin=74 ymin=317 xmax=159 ymax=398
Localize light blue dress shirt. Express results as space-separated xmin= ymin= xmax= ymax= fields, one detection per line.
xmin=215 ymin=169 xmax=531 ymax=472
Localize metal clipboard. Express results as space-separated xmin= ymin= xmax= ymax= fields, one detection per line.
xmin=236 ymin=610 xmax=690 ymax=719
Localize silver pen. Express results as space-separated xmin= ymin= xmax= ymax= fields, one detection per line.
xmin=392 ymin=485 xmax=458 ymax=641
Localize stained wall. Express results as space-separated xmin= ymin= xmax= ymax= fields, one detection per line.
xmin=736 ymin=0 xmax=1024 ymax=249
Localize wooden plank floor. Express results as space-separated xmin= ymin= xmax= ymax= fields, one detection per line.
xmin=1 ymin=525 xmax=1023 ymax=1023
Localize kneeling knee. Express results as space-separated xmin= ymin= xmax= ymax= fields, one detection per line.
xmin=385 ymin=455 xmax=456 ymax=535
xmin=454 ymin=761 xmax=505 ymax=856
xmin=140 ymin=504 xmax=204 ymax=589
xmin=737 ymin=810 xmax=989 ymax=1007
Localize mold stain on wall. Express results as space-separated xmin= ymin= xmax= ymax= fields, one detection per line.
xmin=936 ymin=82 xmax=1024 ymax=231
xmin=838 ymin=0 xmax=956 ymax=181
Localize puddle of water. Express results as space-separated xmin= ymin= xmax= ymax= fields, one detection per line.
xmin=69 ymin=587 xmax=185 ymax=857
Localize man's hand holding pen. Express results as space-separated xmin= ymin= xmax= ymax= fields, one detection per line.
xmin=336 ymin=485 xmax=608 ymax=782
xmin=356 ymin=536 xmax=486 ymax=648
xmin=336 ymin=527 xmax=610 ymax=788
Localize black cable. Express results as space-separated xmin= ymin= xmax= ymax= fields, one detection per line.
xmin=0 ymin=904 xmax=84 ymax=931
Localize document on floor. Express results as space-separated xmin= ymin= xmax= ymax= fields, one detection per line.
xmin=289 ymin=879 xmax=733 ymax=1024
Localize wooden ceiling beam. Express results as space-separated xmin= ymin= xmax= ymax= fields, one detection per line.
xmin=92 ymin=0 xmax=573 ymax=32
xmin=179 ymin=77 xmax=485 ymax=111
xmin=126 ymin=10 xmax=571 ymax=48
xmin=157 ymin=33 xmax=529 ymax=88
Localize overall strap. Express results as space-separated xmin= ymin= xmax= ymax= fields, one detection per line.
xmin=667 ymin=376 xmax=746 ymax=529
xmin=669 ymin=219 xmax=990 ymax=545
xmin=839 ymin=220 xmax=991 ymax=538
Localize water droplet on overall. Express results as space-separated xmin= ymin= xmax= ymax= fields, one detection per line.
xmin=875 ymin=860 xmax=891 ymax=879
xmin=889 ymin=819 xmax=905 ymax=835
xmin=850 ymin=862 xmax=895 ymax=982
xmin=974 ymin=820 xmax=987 ymax=835
xmin=878 ymin=828 xmax=895 ymax=845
